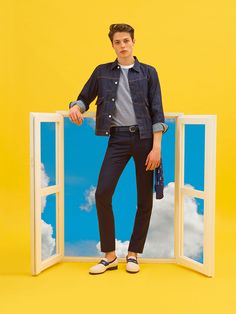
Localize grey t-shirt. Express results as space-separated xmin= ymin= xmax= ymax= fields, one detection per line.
xmin=110 ymin=62 xmax=137 ymax=127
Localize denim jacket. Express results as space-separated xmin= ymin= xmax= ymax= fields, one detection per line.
xmin=69 ymin=55 xmax=168 ymax=139
xmin=69 ymin=56 xmax=167 ymax=199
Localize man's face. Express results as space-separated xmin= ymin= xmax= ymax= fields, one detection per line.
xmin=111 ymin=32 xmax=135 ymax=59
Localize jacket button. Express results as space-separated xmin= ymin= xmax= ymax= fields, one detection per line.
xmin=109 ymin=115 xmax=111 ymax=118
xmin=112 ymin=98 xmax=115 ymax=101
xmin=117 ymin=66 xmax=120 ymax=69
xmin=106 ymin=131 xmax=109 ymax=134
xmin=115 ymin=81 xmax=118 ymax=84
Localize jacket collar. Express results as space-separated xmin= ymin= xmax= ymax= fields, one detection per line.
xmin=111 ymin=55 xmax=140 ymax=72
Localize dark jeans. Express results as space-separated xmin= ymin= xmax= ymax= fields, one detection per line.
xmin=95 ymin=125 xmax=154 ymax=253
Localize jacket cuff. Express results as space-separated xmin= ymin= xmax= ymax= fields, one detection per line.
xmin=152 ymin=122 xmax=169 ymax=133
xmin=69 ymin=100 xmax=86 ymax=113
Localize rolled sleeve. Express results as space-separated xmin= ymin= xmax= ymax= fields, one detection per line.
xmin=69 ymin=100 xmax=86 ymax=113
xmin=152 ymin=122 xmax=169 ymax=134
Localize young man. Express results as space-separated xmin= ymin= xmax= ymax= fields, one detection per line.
xmin=68 ymin=23 xmax=168 ymax=274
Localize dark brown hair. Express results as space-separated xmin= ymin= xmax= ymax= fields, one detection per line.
xmin=108 ymin=23 xmax=135 ymax=43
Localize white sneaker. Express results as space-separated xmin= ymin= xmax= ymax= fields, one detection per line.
xmin=89 ymin=256 xmax=118 ymax=275
xmin=126 ymin=255 xmax=140 ymax=273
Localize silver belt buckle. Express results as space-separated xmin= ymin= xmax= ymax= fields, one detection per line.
xmin=129 ymin=125 xmax=136 ymax=132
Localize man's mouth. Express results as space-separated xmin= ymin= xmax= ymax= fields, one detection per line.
xmin=120 ymin=50 xmax=127 ymax=53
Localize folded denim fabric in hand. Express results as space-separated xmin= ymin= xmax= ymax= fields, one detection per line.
xmin=154 ymin=157 xmax=164 ymax=199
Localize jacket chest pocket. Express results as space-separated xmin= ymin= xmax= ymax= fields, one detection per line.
xmin=137 ymin=76 xmax=148 ymax=96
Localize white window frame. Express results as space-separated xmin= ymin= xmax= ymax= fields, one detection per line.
xmin=175 ymin=115 xmax=216 ymax=277
xmin=30 ymin=111 xmax=216 ymax=277
xmin=30 ymin=112 xmax=64 ymax=275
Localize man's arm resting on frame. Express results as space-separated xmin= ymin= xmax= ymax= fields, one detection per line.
xmin=69 ymin=100 xmax=86 ymax=113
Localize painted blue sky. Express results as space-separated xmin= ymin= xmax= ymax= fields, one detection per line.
xmin=40 ymin=117 xmax=205 ymax=263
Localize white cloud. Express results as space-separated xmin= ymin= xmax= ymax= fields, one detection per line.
xmin=41 ymin=162 xmax=50 ymax=213
xmin=80 ymin=185 xmax=96 ymax=212
xmin=143 ymin=182 xmax=176 ymax=258
xmin=41 ymin=219 xmax=56 ymax=260
xmin=140 ymin=182 xmax=203 ymax=260
xmin=95 ymin=239 xmax=130 ymax=257
xmin=93 ymin=182 xmax=203 ymax=261
xmin=41 ymin=162 xmax=50 ymax=188
xmin=40 ymin=162 xmax=56 ymax=261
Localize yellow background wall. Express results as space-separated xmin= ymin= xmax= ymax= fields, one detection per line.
xmin=1 ymin=0 xmax=235 ymax=313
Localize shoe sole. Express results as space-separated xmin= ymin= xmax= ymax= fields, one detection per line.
xmin=126 ymin=269 xmax=140 ymax=273
xmin=89 ymin=265 xmax=118 ymax=275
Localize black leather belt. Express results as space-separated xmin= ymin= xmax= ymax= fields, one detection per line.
xmin=110 ymin=125 xmax=139 ymax=133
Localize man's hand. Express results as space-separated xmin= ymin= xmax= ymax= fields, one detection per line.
xmin=145 ymin=147 xmax=161 ymax=171
xmin=68 ymin=105 xmax=84 ymax=126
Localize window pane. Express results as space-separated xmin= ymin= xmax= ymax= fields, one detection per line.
xmin=184 ymin=124 xmax=205 ymax=191
xmin=41 ymin=193 xmax=57 ymax=261
xmin=183 ymin=195 xmax=204 ymax=264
